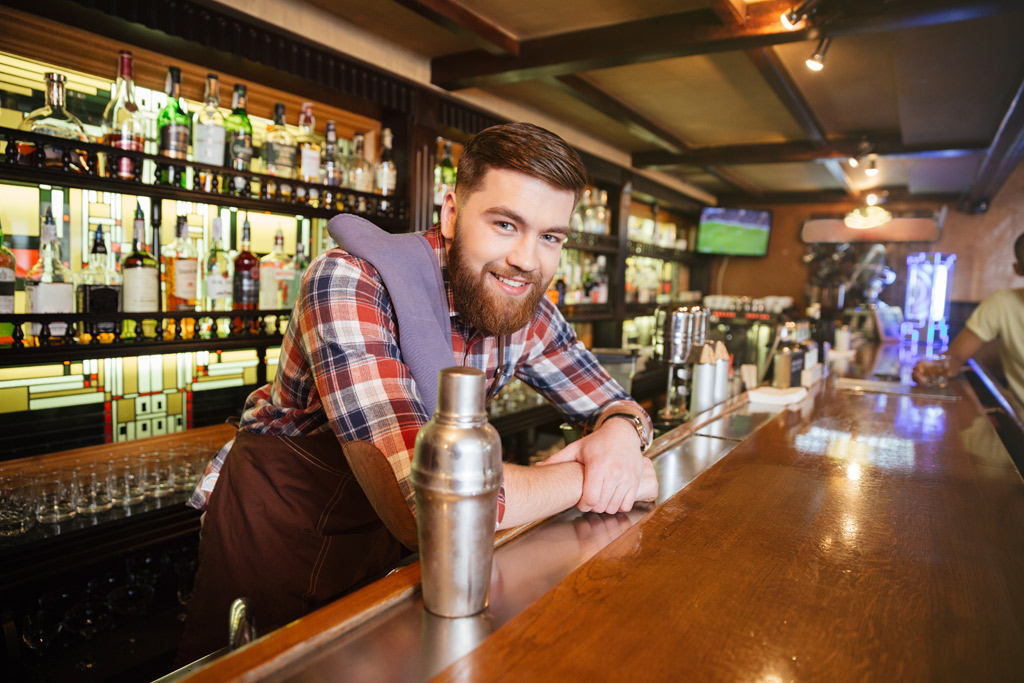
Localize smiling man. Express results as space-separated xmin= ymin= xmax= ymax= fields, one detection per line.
xmin=178 ymin=122 xmax=656 ymax=662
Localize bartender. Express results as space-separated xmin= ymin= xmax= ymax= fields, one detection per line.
xmin=178 ymin=122 xmax=657 ymax=662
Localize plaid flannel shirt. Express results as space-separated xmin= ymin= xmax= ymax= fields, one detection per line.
xmin=189 ymin=226 xmax=649 ymax=512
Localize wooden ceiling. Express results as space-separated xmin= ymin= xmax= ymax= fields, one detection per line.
xmin=300 ymin=0 xmax=1023 ymax=212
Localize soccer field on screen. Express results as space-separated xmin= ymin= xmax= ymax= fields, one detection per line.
xmin=696 ymin=221 xmax=770 ymax=256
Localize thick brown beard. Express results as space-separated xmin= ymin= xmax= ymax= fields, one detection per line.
xmin=448 ymin=226 xmax=546 ymax=336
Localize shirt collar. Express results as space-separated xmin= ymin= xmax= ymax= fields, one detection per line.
xmin=423 ymin=225 xmax=458 ymax=318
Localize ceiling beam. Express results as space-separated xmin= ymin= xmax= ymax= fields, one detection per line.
xmin=391 ymin=0 xmax=519 ymax=56
xmin=958 ymin=74 xmax=1024 ymax=213
xmin=431 ymin=0 xmax=1022 ymax=90
xmin=745 ymin=47 xmax=829 ymax=147
xmin=716 ymin=187 xmax=961 ymax=206
xmin=708 ymin=0 xmax=749 ymax=27
xmin=544 ymin=75 xmax=692 ymax=155
xmin=632 ymin=137 xmax=988 ymax=168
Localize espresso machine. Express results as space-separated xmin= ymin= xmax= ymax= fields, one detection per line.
xmin=653 ymin=305 xmax=710 ymax=424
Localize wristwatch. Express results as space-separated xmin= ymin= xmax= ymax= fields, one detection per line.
xmin=606 ymin=412 xmax=651 ymax=453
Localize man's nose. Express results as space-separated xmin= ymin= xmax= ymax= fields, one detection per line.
xmin=506 ymin=234 xmax=538 ymax=273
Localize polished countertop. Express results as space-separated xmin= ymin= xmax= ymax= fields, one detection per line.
xmin=182 ymin=357 xmax=1024 ymax=682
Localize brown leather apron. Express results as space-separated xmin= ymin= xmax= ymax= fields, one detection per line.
xmin=176 ymin=430 xmax=404 ymax=664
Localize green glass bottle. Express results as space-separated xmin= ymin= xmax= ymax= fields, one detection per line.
xmin=224 ymin=84 xmax=254 ymax=194
xmin=157 ymin=66 xmax=190 ymax=188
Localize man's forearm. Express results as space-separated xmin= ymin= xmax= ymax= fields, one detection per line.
xmin=498 ymin=462 xmax=584 ymax=530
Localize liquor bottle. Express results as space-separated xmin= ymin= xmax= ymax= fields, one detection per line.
xmin=157 ymin=66 xmax=190 ymax=187
xmin=25 ymin=207 xmax=74 ymax=344
xmin=348 ymin=132 xmax=373 ymax=193
xmin=121 ymin=202 xmax=159 ymax=339
xmin=0 ymin=218 xmax=17 ymax=341
xmin=322 ymin=121 xmax=344 ymax=188
xmin=438 ymin=140 xmax=456 ymax=203
xmin=291 ymin=242 xmax=308 ymax=310
xmin=374 ymin=127 xmax=397 ymax=196
xmin=193 ymin=73 xmax=226 ymax=192
xmin=163 ymin=216 xmax=198 ymax=312
xmin=259 ymin=227 xmax=295 ymax=310
xmin=17 ymin=72 xmax=90 ymax=173
xmin=76 ymin=223 xmax=121 ymax=339
xmin=264 ymin=103 xmax=296 ymax=200
xmin=225 ymin=84 xmax=254 ymax=194
xmin=102 ymin=50 xmax=144 ymax=181
xmin=297 ymin=103 xmax=322 ymax=203
xmin=204 ymin=217 xmax=233 ymax=312
xmin=233 ymin=216 xmax=259 ymax=333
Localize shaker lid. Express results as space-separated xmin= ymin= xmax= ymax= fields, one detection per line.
xmin=436 ymin=366 xmax=486 ymax=419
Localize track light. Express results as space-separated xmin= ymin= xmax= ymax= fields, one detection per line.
xmin=805 ymin=37 xmax=831 ymax=71
xmin=781 ymin=0 xmax=823 ymax=30
xmin=864 ymin=157 xmax=879 ymax=177
xmin=866 ymin=193 xmax=878 ymax=206
xmin=848 ymin=156 xmax=859 ymax=168
xmin=847 ymin=137 xmax=873 ymax=168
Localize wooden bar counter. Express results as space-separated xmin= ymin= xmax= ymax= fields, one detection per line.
xmin=178 ymin=356 xmax=1024 ymax=682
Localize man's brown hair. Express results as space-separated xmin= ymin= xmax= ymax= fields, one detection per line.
xmin=455 ymin=122 xmax=587 ymax=204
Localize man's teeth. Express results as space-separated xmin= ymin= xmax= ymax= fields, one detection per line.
xmin=496 ymin=275 xmax=527 ymax=288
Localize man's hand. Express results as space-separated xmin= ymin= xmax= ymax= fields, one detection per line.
xmin=538 ymin=417 xmax=657 ymax=513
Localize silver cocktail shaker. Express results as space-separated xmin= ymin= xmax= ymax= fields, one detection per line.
xmin=411 ymin=367 xmax=502 ymax=617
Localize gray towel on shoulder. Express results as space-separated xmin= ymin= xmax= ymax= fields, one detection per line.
xmin=327 ymin=214 xmax=453 ymax=415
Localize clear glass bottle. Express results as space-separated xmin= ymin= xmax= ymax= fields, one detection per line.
xmin=102 ymin=51 xmax=145 ymax=181
xmin=193 ymin=73 xmax=226 ymax=192
xmin=348 ymin=132 xmax=373 ymax=193
xmin=0 ymin=218 xmax=17 ymax=341
xmin=25 ymin=207 xmax=74 ymax=344
xmin=201 ymin=216 xmax=233 ymax=338
xmin=18 ymin=72 xmax=90 ymax=174
xmin=121 ymin=203 xmax=159 ymax=339
xmin=259 ymin=227 xmax=295 ymax=310
xmin=264 ymin=103 xmax=296 ymax=200
xmin=76 ymin=223 xmax=121 ymax=339
xmin=225 ymin=84 xmax=254 ymax=194
xmin=322 ymin=121 xmax=344 ymax=188
xmin=157 ymin=66 xmax=190 ymax=187
xmin=297 ymin=103 xmax=322 ymax=207
xmin=163 ymin=216 xmax=198 ymax=312
xmin=374 ymin=127 xmax=397 ymax=196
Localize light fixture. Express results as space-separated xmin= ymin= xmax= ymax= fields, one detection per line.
xmin=866 ymin=193 xmax=879 ymax=206
xmin=848 ymin=137 xmax=874 ymax=168
xmin=844 ymin=206 xmax=892 ymax=230
xmin=781 ymin=0 xmax=824 ymax=30
xmin=805 ymin=37 xmax=831 ymax=71
xmin=848 ymin=156 xmax=859 ymax=168
xmin=864 ymin=157 xmax=879 ymax=177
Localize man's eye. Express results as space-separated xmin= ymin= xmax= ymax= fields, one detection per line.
xmin=495 ymin=221 xmax=513 ymax=231
xmin=542 ymin=234 xmax=565 ymax=244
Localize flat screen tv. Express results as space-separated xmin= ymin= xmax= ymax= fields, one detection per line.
xmin=696 ymin=207 xmax=772 ymax=257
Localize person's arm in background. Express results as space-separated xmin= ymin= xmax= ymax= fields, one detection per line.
xmin=514 ymin=300 xmax=657 ymax=514
xmin=912 ymin=297 xmax=992 ymax=384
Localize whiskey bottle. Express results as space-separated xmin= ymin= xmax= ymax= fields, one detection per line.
xmin=225 ymin=84 xmax=254 ymax=194
xmin=374 ymin=127 xmax=397 ymax=196
xmin=25 ymin=207 xmax=74 ymax=344
xmin=121 ymin=203 xmax=159 ymax=339
xmin=18 ymin=72 xmax=90 ymax=173
xmin=258 ymin=227 xmax=295 ymax=310
xmin=297 ymin=103 xmax=322 ymax=206
xmin=101 ymin=50 xmax=144 ymax=181
xmin=348 ymin=132 xmax=373 ymax=193
xmin=204 ymin=217 xmax=233 ymax=312
xmin=163 ymin=216 xmax=198 ymax=311
xmin=157 ymin=66 xmax=190 ymax=187
xmin=264 ymin=103 xmax=297 ymax=200
xmin=322 ymin=121 xmax=344 ymax=188
xmin=193 ymin=73 xmax=226 ymax=192
xmin=76 ymin=223 xmax=122 ymax=339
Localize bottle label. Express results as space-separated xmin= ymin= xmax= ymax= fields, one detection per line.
xmin=105 ymin=132 xmax=144 ymax=180
xmin=160 ymin=124 xmax=189 ymax=159
xmin=122 ymin=267 xmax=159 ymax=311
xmin=194 ymin=124 xmax=227 ymax=166
xmin=0 ymin=267 xmax=14 ymax=313
xmin=300 ymin=148 xmax=321 ymax=181
xmin=259 ymin=265 xmax=282 ymax=309
xmin=228 ymin=132 xmax=253 ymax=168
xmin=26 ymin=281 xmax=74 ymax=336
xmin=205 ymin=270 xmax=233 ymax=301
xmin=172 ymin=258 xmax=199 ymax=299
xmin=375 ymin=164 xmax=397 ymax=194
xmin=233 ymin=269 xmax=259 ymax=306
xmin=266 ymin=142 xmax=297 ymax=173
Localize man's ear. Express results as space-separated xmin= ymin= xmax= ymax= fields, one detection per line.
xmin=1015 ymin=262 xmax=1023 ymax=278
xmin=440 ymin=191 xmax=457 ymax=240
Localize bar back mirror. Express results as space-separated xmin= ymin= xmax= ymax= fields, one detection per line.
xmin=801 ymin=215 xmax=942 ymax=243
